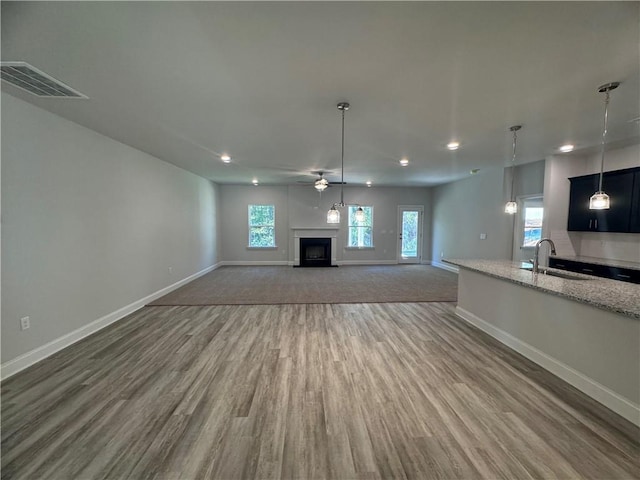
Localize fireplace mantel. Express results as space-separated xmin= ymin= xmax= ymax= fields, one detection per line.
xmin=292 ymin=228 xmax=338 ymax=266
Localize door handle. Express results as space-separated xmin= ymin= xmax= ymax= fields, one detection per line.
xmin=595 ymin=219 xmax=598 ymax=229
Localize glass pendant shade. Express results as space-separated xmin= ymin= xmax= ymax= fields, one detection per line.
xmin=505 ymin=201 xmax=518 ymax=215
xmin=589 ymin=191 xmax=610 ymax=210
xmin=355 ymin=206 xmax=365 ymax=222
xmin=327 ymin=205 xmax=340 ymax=223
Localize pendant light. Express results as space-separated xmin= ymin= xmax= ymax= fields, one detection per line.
xmin=327 ymin=102 xmax=350 ymax=223
xmin=327 ymin=204 xmax=340 ymax=223
xmin=504 ymin=125 xmax=521 ymax=215
xmin=354 ymin=206 xmax=365 ymax=223
xmin=589 ymin=82 xmax=619 ymax=210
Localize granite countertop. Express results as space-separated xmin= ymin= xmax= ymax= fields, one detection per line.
xmin=553 ymin=255 xmax=640 ymax=272
xmin=444 ymin=259 xmax=640 ymax=319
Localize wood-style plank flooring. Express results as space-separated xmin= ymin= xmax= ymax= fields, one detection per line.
xmin=2 ymin=302 xmax=639 ymax=479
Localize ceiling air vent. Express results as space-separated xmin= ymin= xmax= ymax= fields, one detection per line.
xmin=0 ymin=61 xmax=87 ymax=98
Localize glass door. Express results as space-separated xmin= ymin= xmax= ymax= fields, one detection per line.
xmin=397 ymin=206 xmax=423 ymax=264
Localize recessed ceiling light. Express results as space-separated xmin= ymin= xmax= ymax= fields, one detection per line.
xmin=447 ymin=141 xmax=460 ymax=151
xmin=366 ymin=180 xmax=372 ymax=187
xmin=252 ymin=179 xmax=259 ymax=185
xmin=221 ymin=154 xmax=231 ymax=163
xmin=399 ymin=158 xmax=409 ymax=167
xmin=559 ymin=144 xmax=574 ymax=153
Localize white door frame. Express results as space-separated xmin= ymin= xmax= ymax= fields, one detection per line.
xmin=397 ymin=205 xmax=424 ymax=264
xmin=512 ymin=194 xmax=544 ymax=262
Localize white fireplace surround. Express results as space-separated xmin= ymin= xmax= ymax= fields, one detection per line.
xmin=292 ymin=228 xmax=339 ymax=266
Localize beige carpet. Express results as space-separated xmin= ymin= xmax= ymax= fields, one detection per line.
xmin=148 ymin=264 xmax=458 ymax=305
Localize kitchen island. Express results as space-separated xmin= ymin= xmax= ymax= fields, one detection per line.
xmin=445 ymin=258 xmax=639 ymax=426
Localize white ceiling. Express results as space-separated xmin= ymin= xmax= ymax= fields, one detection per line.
xmin=2 ymin=2 xmax=639 ymax=187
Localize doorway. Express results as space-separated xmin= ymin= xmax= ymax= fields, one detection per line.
xmin=397 ymin=206 xmax=424 ymax=264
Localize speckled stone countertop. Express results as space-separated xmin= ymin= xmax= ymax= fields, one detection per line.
xmin=553 ymin=255 xmax=640 ymax=272
xmin=444 ymin=259 xmax=640 ymax=319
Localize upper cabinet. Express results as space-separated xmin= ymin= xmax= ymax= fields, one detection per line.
xmin=631 ymin=171 xmax=640 ymax=233
xmin=567 ymin=167 xmax=639 ymax=233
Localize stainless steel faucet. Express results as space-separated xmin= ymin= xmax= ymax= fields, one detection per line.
xmin=533 ymin=238 xmax=557 ymax=273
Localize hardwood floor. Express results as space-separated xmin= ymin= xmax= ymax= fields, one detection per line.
xmin=2 ymin=302 xmax=638 ymax=479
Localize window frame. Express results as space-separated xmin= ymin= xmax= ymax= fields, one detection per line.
xmin=248 ymin=204 xmax=276 ymax=248
xmin=521 ymin=201 xmax=544 ymax=249
xmin=346 ymin=205 xmax=374 ymax=248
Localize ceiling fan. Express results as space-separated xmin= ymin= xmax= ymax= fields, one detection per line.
xmin=297 ymin=171 xmax=347 ymax=192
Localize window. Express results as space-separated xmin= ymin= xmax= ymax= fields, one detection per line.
xmin=522 ymin=206 xmax=543 ymax=247
xmin=348 ymin=205 xmax=373 ymax=247
xmin=248 ymin=204 xmax=275 ymax=248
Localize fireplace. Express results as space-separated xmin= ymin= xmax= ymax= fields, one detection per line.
xmin=299 ymin=237 xmax=332 ymax=267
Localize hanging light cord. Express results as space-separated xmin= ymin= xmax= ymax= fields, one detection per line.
xmin=598 ymin=90 xmax=610 ymax=192
xmin=339 ymin=106 xmax=345 ymax=207
xmin=510 ymin=129 xmax=517 ymax=202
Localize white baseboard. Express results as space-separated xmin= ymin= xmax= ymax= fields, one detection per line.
xmin=455 ymin=306 xmax=640 ymax=427
xmin=430 ymin=260 xmax=459 ymax=273
xmin=219 ymin=261 xmax=289 ymax=266
xmin=1 ymin=262 xmax=222 ymax=381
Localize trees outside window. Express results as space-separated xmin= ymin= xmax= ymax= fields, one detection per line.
xmin=248 ymin=205 xmax=275 ymax=247
xmin=348 ymin=205 xmax=373 ymax=247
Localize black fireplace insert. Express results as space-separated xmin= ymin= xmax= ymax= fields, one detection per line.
xmin=299 ymin=237 xmax=332 ymax=267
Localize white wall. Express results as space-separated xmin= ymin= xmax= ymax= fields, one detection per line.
xmin=1 ymin=93 xmax=220 ymax=366
xmin=220 ymin=185 xmax=290 ymax=265
xmin=219 ymin=185 xmax=431 ymax=264
xmin=543 ymin=144 xmax=640 ymax=262
xmin=512 ymin=160 xmax=546 ymax=199
xmin=431 ymin=167 xmax=514 ymax=263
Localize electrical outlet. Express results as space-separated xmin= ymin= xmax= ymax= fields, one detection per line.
xmin=440 ymin=251 xmax=444 ymax=258
xmin=480 ymin=233 xmax=487 ymax=240
xmin=20 ymin=316 xmax=30 ymax=331
xmin=168 ymin=267 xmax=173 ymax=274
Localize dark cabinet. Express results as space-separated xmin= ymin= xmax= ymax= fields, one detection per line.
xmin=630 ymin=172 xmax=640 ymax=233
xmin=549 ymin=257 xmax=640 ymax=284
xmin=567 ymin=175 xmax=597 ymax=231
xmin=567 ymin=167 xmax=639 ymax=233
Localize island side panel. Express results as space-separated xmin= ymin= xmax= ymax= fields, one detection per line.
xmin=456 ymin=268 xmax=640 ymax=424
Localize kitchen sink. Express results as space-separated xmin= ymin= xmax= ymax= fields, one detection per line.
xmin=520 ymin=267 xmax=593 ymax=280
